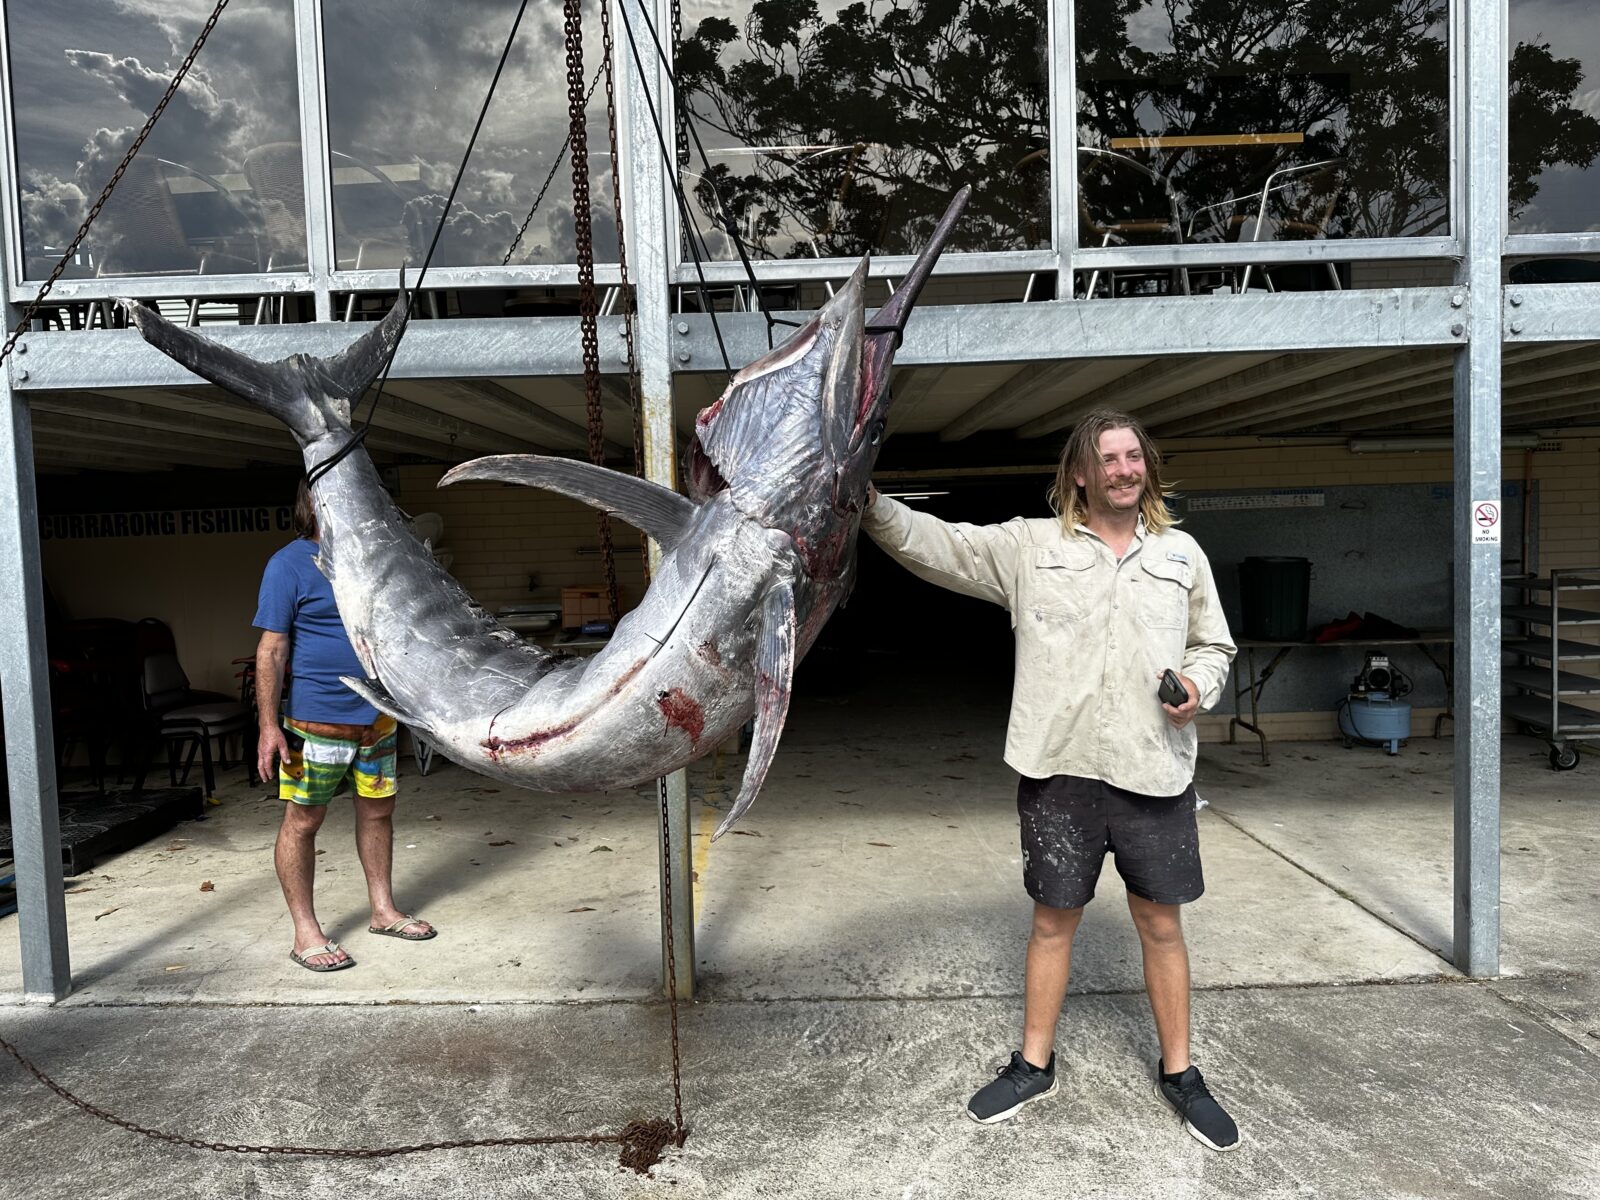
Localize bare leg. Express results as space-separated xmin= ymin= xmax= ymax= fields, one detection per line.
xmin=354 ymin=794 xmax=431 ymax=936
xmin=1127 ymin=893 xmax=1191 ymax=1072
xmin=275 ymin=802 xmax=346 ymax=967
xmin=1021 ymin=902 xmax=1085 ymax=1067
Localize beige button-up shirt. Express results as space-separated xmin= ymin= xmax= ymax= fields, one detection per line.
xmin=862 ymin=495 xmax=1237 ymax=797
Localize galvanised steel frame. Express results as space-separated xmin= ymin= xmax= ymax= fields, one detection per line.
xmin=2 ymin=0 xmax=1589 ymax=998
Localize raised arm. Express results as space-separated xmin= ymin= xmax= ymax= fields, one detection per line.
xmin=861 ymin=488 xmax=1026 ymax=607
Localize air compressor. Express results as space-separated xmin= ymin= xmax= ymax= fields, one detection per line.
xmin=1337 ymin=652 xmax=1414 ymax=755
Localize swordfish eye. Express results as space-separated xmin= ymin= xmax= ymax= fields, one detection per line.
xmin=868 ymin=418 xmax=885 ymax=446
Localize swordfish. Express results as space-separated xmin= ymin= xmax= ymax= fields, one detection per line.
xmin=121 ymin=188 xmax=968 ymax=837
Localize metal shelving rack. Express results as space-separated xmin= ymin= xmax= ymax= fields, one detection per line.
xmin=1503 ymin=568 xmax=1600 ymax=770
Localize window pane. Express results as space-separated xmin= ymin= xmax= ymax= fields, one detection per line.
xmin=1074 ymin=0 xmax=1451 ymax=252
xmin=321 ymin=0 xmax=614 ymax=271
xmin=677 ymin=0 xmax=1050 ymax=260
xmin=1509 ymin=0 xmax=1600 ymax=234
xmin=8 ymin=0 xmax=302 ymax=280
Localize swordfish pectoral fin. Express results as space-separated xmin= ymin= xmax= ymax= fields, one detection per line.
xmin=712 ymin=579 xmax=797 ymax=841
xmin=441 ymin=455 xmax=697 ymax=550
xmin=339 ymin=675 xmax=436 ymax=738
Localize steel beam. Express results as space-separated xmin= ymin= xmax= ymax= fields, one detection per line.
xmin=29 ymin=411 xmax=304 ymax=467
xmin=884 ymin=366 xmax=949 ymax=440
xmin=939 ymin=361 xmax=1090 ymax=442
xmin=1018 ymin=353 xmax=1275 ymax=439
xmin=292 ymin=0 xmax=335 ymax=320
xmin=1047 ymin=0 xmax=1076 ymax=300
xmin=0 ymin=367 xmax=69 ymax=1002
xmin=1074 ymin=234 xmax=1458 ymax=272
xmin=670 ymin=288 xmax=1466 ymax=371
xmin=1451 ymin=0 xmax=1503 ymax=978
xmin=620 ymin=0 xmax=693 ymax=1001
xmin=1503 ymin=282 xmax=1600 ymax=342
xmin=1133 ymin=349 xmax=1394 ymax=430
xmin=430 ymin=379 xmax=625 ymax=458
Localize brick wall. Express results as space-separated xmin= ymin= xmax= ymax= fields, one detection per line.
xmin=392 ymin=465 xmax=650 ymax=616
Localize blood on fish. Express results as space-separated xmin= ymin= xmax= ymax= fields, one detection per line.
xmin=657 ymin=688 xmax=705 ymax=744
xmin=697 ymin=638 xmax=722 ymax=667
xmin=483 ymin=657 xmax=649 ymax=761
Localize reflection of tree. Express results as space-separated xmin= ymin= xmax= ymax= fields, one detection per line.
xmin=676 ymin=0 xmax=1050 ymax=257
xmin=1509 ymin=39 xmax=1600 ymax=223
xmin=678 ymin=0 xmax=1600 ymax=255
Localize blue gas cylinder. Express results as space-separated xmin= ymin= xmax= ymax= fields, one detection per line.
xmin=1339 ymin=692 xmax=1412 ymax=755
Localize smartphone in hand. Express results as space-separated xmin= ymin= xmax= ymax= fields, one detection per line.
xmin=1158 ymin=669 xmax=1188 ymax=707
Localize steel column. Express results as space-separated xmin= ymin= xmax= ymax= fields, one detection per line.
xmin=619 ymin=0 xmax=694 ymax=1001
xmin=291 ymin=0 xmax=336 ymax=321
xmin=1048 ymin=0 xmax=1077 ymax=300
xmin=1450 ymin=0 xmax=1504 ymax=977
xmin=0 ymin=370 xmax=70 ymax=1001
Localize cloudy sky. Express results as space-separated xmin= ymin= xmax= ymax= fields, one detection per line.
xmin=8 ymin=0 xmax=617 ymax=276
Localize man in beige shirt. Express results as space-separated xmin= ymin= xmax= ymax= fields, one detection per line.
xmin=862 ymin=408 xmax=1240 ymax=1150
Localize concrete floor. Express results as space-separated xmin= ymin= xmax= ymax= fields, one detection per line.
xmin=2 ymin=675 xmax=1597 ymax=1199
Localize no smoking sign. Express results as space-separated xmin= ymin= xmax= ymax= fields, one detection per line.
xmin=1472 ymin=499 xmax=1501 ymax=545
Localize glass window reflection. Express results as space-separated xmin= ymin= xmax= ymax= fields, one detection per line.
xmin=1074 ymin=0 xmax=1453 ymax=263
xmin=676 ymin=0 xmax=1050 ymax=261
xmin=321 ymin=0 xmax=614 ymax=271
xmin=1509 ymin=0 xmax=1600 ymax=235
xmin=7 ymin=0 xmax=302 ymax=280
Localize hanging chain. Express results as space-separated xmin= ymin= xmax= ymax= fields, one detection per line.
xmin=601 ymin=0 xmax=652 ymax=584
xmin=565 ymin=0 xmax=621 ymax=627
xmin=503 ymin=63 xmax=604 ymax=266
xmin=670 ymin=0 xmax=688 ymax=171
xmin=0 ymin=0 xmax=231 ymax=365
xmin=0 ymin=1031 xmax=674 ymax=1167
xmin=1 ymin=0 xmax=687 ymax=1173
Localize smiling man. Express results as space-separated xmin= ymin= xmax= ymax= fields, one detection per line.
xmin=862 ymin=408 xmax=1239 ymax=1149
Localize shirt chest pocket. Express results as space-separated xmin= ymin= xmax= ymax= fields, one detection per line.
xmin=1136 ymin=557 xmax=1193 ymax=630
xmin=1021 ymin=544 xmax=1096 ymax=622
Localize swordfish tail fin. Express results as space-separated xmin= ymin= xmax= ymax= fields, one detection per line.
xmin=117 ymin=289 xmax=411 ymax=446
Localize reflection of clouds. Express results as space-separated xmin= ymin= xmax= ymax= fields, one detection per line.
xmin=322 ymin=1 xmax=603 ymax=267
xmin=14 ymin=0 xmax=300 ymax=272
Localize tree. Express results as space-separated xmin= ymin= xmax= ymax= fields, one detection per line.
xmin=676 ymin=0 xmax=1600 ymax=257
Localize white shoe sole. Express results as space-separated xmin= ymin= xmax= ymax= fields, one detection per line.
xmin=967 ymin=1077 xmax=1058 ymax=1124
xmin=1154 ymin=1080 xmax=1242 ymax=1152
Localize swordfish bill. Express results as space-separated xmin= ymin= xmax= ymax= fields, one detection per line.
xmin=119 ymin=186 xmax=968 ymax=836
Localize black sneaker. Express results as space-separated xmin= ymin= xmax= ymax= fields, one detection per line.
xmin=1156 ymin=1060 xmax=1240 ymax=1151
xmin=966 ymin=1051 xmax=1057 ymax=1124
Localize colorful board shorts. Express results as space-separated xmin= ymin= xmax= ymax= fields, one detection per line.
xmin=278 ymin=715 xmax=398 ymax=806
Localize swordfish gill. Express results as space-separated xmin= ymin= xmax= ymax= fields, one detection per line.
xmin=120 ymin=188 xmax=969 ymax=838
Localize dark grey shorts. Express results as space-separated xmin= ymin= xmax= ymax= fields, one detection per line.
xmin=1017 ymin=774 xmax=1204 ymax=909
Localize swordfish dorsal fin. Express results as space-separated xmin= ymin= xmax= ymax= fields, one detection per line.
xmin=117 ymin=290 xmax=411 ymax=444
xmin=712 ymin=578 xmax=797 ymax=840
xmin=442 ymin=455 xmax=697 ymax=550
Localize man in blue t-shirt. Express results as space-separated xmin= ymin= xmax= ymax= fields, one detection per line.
xmin=255 ymin=481 xmax=436 ymax=972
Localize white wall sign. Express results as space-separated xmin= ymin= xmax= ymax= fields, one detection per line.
xmin=1471 ymin=499 xmax=1502 ymax=544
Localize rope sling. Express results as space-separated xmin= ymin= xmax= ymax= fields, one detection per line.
xmin=1 ymin=0 xmax=688 ymax=1172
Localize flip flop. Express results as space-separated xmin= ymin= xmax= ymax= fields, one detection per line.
xmin=290 ymin=940 xmax=354 ymax=972
xmin=368 ymin=915 xmax=437 ymax=941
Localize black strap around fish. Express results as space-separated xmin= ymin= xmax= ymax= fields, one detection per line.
xmin=307 ymin=1 xmax=533 ymax=488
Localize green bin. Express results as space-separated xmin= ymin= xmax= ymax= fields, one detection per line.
xmin=1237 ymin=556 xmax=1311 ymax=641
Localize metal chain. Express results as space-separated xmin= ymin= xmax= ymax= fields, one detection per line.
xmin=607 ymin=3 xmax=682 ymax=1144
xmin=601 ymin=0 xmax=652 ymax=584
xmin=0 ymin=1031 xmax=673 ymax=1166
xmin=565 ymin=0 xmax=621 ymax=627
xmin=0 ymin=0 xmax=231 ymax=364
xmin=503 ymin=63 xmax=605 ymax=266
xmin=671 ymin=0 xmax=688 ymax=170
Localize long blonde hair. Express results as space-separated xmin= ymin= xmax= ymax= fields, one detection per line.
xmin=1047 ymin=408 xmax=1177 ymax=535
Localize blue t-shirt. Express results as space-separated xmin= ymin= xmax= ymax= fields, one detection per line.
xmin=253 ymin=539 xmax=378 ymax=724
